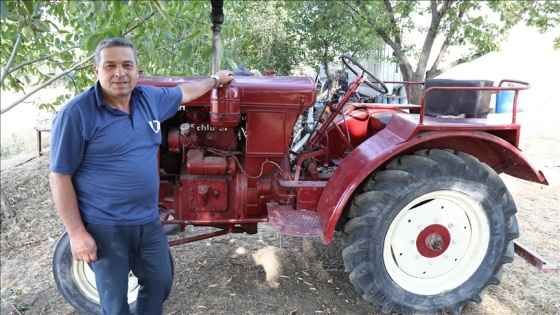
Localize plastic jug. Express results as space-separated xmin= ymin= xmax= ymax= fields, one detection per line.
xmin=496 ymin=91 xmax=515 ymax=113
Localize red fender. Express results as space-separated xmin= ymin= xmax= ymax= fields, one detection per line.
xmin=316 ymin=115 xmax=548 ymax=243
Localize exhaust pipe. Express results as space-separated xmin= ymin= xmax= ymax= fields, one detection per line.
xmin=210 ymin=0 xmax=224 ymax=74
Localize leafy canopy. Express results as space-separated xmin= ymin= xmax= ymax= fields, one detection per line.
xmin=1 ymin=0 xmax=558 ymax=112
xmin=1 ymin=0 xmax=243 ymax=113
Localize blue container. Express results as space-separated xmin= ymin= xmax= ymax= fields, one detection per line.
xmin=496 ymin=91 xmax=515 ymax=113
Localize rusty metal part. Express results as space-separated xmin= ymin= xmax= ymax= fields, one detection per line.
xmin=187 ymin=149 xmax=228 ymax=175
xmin=167 ymin=226 xmax=245 ymax=247
xmin=267 ymin=202 xmax=323 ymax=237
xmin=514 ymin=240 xmax=558 ymax=273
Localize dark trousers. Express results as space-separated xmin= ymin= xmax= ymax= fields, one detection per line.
xmin=87 ymin=218 xmax=173 ymax=315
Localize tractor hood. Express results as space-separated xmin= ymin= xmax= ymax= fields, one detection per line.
xmin=137 ymin=75 xmax=317 ymax=109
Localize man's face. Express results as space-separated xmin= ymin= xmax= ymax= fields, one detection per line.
xmin=94 ymin=46 xmax=138 ymax=100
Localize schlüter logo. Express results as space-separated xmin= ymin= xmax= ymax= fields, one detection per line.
xmin=187 ymin=123 xmax=228 ymax=132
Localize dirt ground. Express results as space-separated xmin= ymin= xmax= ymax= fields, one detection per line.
xmin=1 ymin=110 xmax=558 ymax=315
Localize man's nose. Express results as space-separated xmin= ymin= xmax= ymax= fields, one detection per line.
xmin=114 ymin=65 xmax=125 ymax=76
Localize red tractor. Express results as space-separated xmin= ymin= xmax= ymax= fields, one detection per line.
xmin=53 ymin=55 xmax=554 ymax=314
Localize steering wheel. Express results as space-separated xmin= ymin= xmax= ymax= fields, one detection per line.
xmin=341 ymin=55 xmax=389 ymax=94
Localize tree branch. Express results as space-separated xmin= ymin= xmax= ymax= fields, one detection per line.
xmin=382 ymin=0 xmax=402 ymax=47
xmin=415 ymin=0 xmax=450 ymax=79
xmin=127 ymin=11 xmax=156 ymax=37
xmin=428 ymin=52 xmax=483 ymax=78
xmin=426 ymin=4 xmax=465 ymax=78
xmin=490 ymin=1 xmax=533 ymax=42
xmin=351 ymin=0 xmax=414 ymax=79
xmin=1 ymin=55 xmax=94 ymax=115
xmin=1 ymin=35 xmax=23 ymax=85
xmin=2 ymin=2 xmax=43 ymax=86
xmin=427 ymin=0 xmax=534 ymax=78
xmin=5 ymin=45 xmax=83 ymax=76
xmin=426 ymin=39 xmax=450 ymax=79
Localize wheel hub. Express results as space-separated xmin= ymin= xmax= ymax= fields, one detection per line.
xmin=425 ymin=233 xmax=443 ymax=251
xmin=417 ymin=224 xmax=450 ymax=257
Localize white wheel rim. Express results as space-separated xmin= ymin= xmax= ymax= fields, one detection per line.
xmin=72 ymin=261 xmax=139 ymax=304
xmin=383 ymin=190 xmax=490 ymax=295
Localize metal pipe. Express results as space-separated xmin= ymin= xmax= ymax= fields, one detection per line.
xmin=167 ymin=226 xmax=246 ymax=247
xmin=210 ymin=0 xmax=224 ymax=74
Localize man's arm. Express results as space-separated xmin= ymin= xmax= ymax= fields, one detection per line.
xmin=178 ymin=69 xmax=235 ymax=103
xmin=50 ymin=172 xmax=97 ymax=263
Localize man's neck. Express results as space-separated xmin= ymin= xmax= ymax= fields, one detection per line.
xmin=101 ymin=91 xmax=131 ymax=114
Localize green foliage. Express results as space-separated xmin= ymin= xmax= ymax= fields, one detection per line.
xmin=225 ymin=1 xmax=302 ymax=75
xmin=1 ymin=0 xmax=242 ymax=113
xmin=280 ymin=0 xmax=384 ymax=71
xmin=347 ymin=1 xmax=558 ymax=80
xmin=1 ymin=0 xmax=558 ymax=113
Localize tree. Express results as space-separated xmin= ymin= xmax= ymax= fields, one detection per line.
xmin=0 ymin=0 xmax=243 ymax=114
xmin=345 ymin=0 xmax=560 ymax=103
xmin=280 ymin=0 xmax=385 ymax=91
xmin=223 ymin=1 xmax=302 ymax=76
xmin=3 ymin=0 xmax=558 ymax=113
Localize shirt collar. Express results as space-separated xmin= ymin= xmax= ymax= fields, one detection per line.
xmin=93 ymin=81 xmax=108 ymax=109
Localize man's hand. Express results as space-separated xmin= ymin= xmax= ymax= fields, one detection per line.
xmin=179 ymin=69 xmax=236 ymax=103
xmin=213 ymin=69 xmax=235 ymax=86
xmin=50 ymin=172 xmax=97 ymax=262
xmin=69 ymin=230 xmax=98 ymax=263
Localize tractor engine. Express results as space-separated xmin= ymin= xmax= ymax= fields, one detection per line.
xmin=148 ymin=76 xmax=317 ymax=228
xmin=158 ymin=105 xmax=243 ymax=224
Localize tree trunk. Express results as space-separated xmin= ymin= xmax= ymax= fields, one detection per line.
xmin=408 ymin=84 xmax=423 ymax=106
xmin=399 ymin=63 xmax=425 ymax=105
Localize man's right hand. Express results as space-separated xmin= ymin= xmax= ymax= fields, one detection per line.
xmin=69 ymin=230 xmax=98 ymax=263
xmin=50 ymin=172 xmax=98 ymax=262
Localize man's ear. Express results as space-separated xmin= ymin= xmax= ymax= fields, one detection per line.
xmin=94 ymin=65 xmax=99 ymax=76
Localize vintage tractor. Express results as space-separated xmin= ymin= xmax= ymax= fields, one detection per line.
xmin=52 ymin=54 xmax=555 ymax=314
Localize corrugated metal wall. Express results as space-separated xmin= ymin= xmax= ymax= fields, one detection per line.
xmin=359 ymin=45 xmax=403 ymax=82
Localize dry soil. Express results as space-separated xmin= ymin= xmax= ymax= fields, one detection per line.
xmin=1 ymin=111 xmax=559 ymax=315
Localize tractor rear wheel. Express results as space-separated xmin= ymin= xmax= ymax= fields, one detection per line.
xmin=52 ymin=231 xmax=174 ymax=315
xmin=342 ymin=149 xmax=519 ymax=314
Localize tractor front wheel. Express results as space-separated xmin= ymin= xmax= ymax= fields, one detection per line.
xmin=52 ymin=231 xmax=174 ymax=315
xmin=342 ymin=149 xmax=519 ymax=314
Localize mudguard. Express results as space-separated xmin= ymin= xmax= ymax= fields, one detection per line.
xmin=316 ymin=115 xmax=548 ymax=243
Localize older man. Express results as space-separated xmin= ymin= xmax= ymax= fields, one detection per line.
xmin=50 ymin=38 xmax=234 ymax=314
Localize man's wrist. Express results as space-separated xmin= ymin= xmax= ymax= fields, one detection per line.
xmin=210 ymin=74 xmax=220 ymax=88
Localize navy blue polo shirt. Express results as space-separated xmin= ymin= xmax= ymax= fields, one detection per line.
xmin=50 ymin=81 xmax=182 ymax=225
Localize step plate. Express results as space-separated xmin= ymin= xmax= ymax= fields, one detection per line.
xmin=267 ymin=203 xmax=323 ymax=237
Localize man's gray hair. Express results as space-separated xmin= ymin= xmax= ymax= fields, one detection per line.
xmin=94 ymin=38 xmax=138 ymax=66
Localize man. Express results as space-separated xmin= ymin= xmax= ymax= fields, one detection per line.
xmin=49 ymin=38 xmax=234 ymax=314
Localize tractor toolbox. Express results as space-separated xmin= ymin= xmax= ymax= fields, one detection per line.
xmin=424 ymin=78 xmax=494 ymax=118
